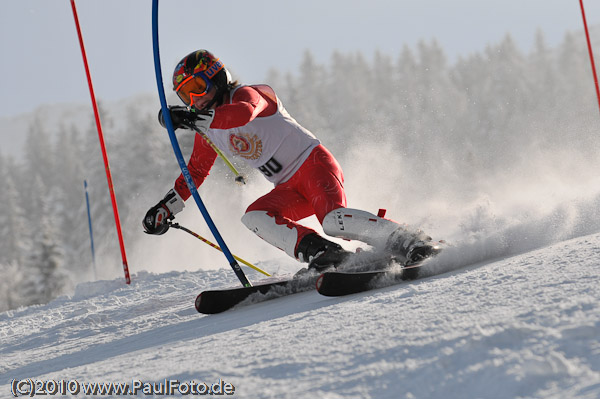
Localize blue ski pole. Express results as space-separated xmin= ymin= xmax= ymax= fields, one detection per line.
xmin=151 ymin=0 xmax=251 ymax=287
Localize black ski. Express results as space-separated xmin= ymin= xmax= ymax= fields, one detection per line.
xmin=197 ymin=246 xmax=442 ymax=311
xmin=316 ymin=265 xmax=422 ymax=297
xmin=195 ymin=276 xmax=317 ymax=314
xmin=316 ymin=241 xmax=445 ymax=296
xmin=194 ymin=251 xmax=393 ymax=314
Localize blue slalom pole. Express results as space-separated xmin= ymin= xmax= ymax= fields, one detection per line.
xmin=84 ymin=180 xmax=97 ymax=280
xmin=151 ymin=0 xmax=251 ymax=287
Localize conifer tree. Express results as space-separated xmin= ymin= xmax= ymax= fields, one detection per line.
xmin=20 ymin=176 xmax=70 ymax=306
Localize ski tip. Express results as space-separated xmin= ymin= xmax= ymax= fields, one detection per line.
xmin=316 ymin=274 xmax=325 ymax=291
xmin=195 ymin=293 xmax=203 ymax=313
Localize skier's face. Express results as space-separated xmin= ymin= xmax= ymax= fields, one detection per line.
xmin=190 ymin=85 xmax=217 ymax=111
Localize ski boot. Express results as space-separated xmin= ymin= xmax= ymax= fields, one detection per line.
xmin=294 ymin=233 xmax=352 ymax=277
xmin=387 ymin=228 xmax=441 ymax=280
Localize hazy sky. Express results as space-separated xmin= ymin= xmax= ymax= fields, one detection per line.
xmin=1 ymin=0 xmax=599 ymax=118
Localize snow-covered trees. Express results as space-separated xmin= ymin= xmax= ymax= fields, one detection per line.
xmin=0 ymin=155 xmax=29 ymax=311
xmin=19 ymin=176 xmax=70 ymax=306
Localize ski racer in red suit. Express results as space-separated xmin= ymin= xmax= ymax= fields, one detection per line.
xmin=143 ymin=49 xmax=438 ymax=272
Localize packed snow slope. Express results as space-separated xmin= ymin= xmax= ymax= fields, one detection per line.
xmin=1 ymin=226 xmax=600 ymax=398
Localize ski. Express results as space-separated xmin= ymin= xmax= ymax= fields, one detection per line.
xmin=316 ymin=264 xmax=422 ymax=297
xmin=197 ymin=245 xmax=443 ymax=311
xmin=195 ymin=275 xmax=317 ymax=314
xmin=194 ymin=251 xmax=394 ymax=314
xmin=316 ymin=243 xmax=444 ymax=297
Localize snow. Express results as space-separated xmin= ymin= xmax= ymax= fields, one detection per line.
xmin=2 ymin=229 xmax=599 ymax=398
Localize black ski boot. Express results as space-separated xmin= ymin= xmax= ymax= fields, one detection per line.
xmin=295 ymin=233 xmax=352 ymax=274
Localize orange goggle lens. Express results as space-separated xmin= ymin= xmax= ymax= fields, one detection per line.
xmin=175 ymin=74 xmax=212 ymax=105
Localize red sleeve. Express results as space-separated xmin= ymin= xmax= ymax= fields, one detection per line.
xmin=210 ymin=85 xmax=277 ymax=129
xmin=174 ymin=134 xmax=218 ymax=200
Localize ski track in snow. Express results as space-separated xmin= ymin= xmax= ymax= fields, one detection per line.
xmin=1 ymin=231 xmax=600 ymax=398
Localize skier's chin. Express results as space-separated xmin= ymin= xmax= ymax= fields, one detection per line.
xmin=193 ymin=103 xmax=213 ymax=112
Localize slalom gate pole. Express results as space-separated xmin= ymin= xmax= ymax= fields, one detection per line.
xmin=151 ymin=0 xmax=251 ymax=287
xmin=169 ymin=223 xmax=270 ymax=277
xmin=579 ymin=0 xmax=600 ymax=114
xmin=84 ymin=180 xmax=97 ymax=280
xmin=70 ymin=0 xmax=131 ymax=284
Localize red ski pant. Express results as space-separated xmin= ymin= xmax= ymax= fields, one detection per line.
xmin=245 ymin=145 xmax=347 ymax=249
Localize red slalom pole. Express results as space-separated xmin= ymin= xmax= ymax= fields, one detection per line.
xmin=579 ymin=0 xmax=600 ymax=114
xmin=70 ymin=0 xmax=131 ymax=284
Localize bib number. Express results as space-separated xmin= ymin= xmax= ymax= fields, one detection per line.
xmin=258 ymin=157 xmax=282 ymax=177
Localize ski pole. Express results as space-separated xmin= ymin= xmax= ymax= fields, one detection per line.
xmin=169 ymin=223 xmax=270 ymax=276
xmin=185 ymin=123 xmax=246 ymax=185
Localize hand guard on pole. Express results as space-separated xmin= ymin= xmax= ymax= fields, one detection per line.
xmin=143 ymin=189 xmax=185 ymax=235
xmin=158 ymin=106 xmax=214 ymax=133
xmin=158 ymin=105 xmax=198 ymax=130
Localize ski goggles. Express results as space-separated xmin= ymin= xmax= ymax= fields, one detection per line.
xmin=175 ymin=73 xmax=213 ymax=106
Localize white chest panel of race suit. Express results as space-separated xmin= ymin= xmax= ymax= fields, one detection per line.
xmin=203 ymin=85 xmax=320 ymax=185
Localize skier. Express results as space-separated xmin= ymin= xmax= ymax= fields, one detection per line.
xmin=143 ymin=49 xmax=438 ymax=273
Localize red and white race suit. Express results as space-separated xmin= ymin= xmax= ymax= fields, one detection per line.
xmin=173 ymin=84 xmax=401 ymax=258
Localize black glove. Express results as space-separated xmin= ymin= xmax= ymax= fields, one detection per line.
xmin=142 ymin=189 xmax=185 ymax=235
xmin=158 ymin=106 xmax=198 ymax=130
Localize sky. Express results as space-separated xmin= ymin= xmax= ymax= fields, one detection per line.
xmin=0 ymin=0 xmax=599 ymax=119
